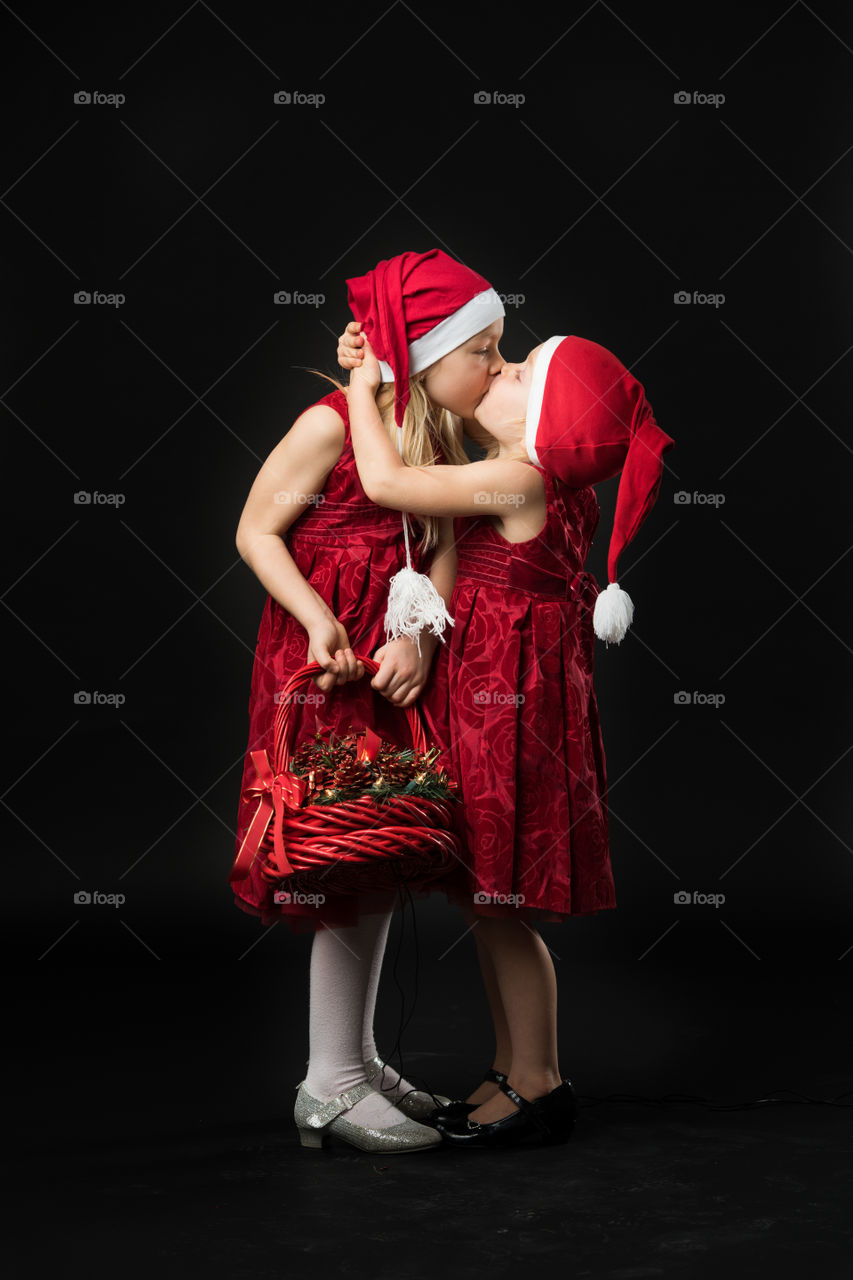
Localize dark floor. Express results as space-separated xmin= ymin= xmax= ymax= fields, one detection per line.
xmin=13 ymin=1102 xmax=853 ymax=1279
xmin=10 ymin=917 xmax=853 ymax=1278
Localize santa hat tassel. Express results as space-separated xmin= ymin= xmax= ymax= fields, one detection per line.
xmin=593 ymin=581 xmax=635 ymax=646
xmin=384 ymin=559 xmax=455 ymax=655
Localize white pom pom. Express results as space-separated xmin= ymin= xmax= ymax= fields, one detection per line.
xmin=593 ymin=581 xmax=635 ymax=647
xmin=383 ymin=567 xmax=455 ymax=656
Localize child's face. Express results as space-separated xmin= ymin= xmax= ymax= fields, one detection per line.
xmin=473 ymin=343 xmax=543 ymax=431
xmin=420 ymin=319 xmax=506 ymax=420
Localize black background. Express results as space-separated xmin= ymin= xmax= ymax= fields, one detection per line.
xmin=3 ymin=2 xmax=852 ymax=1271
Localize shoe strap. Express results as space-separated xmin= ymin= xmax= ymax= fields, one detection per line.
xmin=336 ymin=1079 xmax=377 ymax=1115
xmin=484 ymin=1067 xmax=508 ymax=1084
xmin=303 ymin=1078 xmax=376 ymax=1127
xmin=497 ymin=1078 xmax=553 ymax=1139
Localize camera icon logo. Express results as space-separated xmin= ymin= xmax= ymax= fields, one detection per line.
xmin=673 ymin=890 xmax=691 ymax=904
xmin=473 ymin=91 xmax=491 ymax=105
xmin=74 ymin=91 xmax=92 ymax=104
xmin=473 ymin=891 xmax=491 ymax=903
xmin=673 ymin=690 xmax=692 ymax=705
xmin=274 ymin=291 xmax=291 ymax=304
xmin=74 ymin=690 xmax=92 ymax=704
xmin=273 ymin=890 xmax=292 ymax=904
xmin=74 ymin=291 xmax=92 ymax=305
xmin=74 ymin=890 xmax=92 ymax=904
xmin=674 ymin=290 xmax=691 ymax=304
xmin=673 ymin=91 xmax=691 ymax=105
xmin=273 ymin=91 xmax=292 ymax=104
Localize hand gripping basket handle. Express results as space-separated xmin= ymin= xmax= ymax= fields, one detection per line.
xmin=272 ymin=655 xmax=429 ymax=774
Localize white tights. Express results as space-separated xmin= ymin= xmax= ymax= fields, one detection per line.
xmin=302 ymin=905 xmax=422 ymax=1129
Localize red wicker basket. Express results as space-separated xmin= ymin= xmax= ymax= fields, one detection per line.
xmin=228 ymin=656 xmax=462 ymax=897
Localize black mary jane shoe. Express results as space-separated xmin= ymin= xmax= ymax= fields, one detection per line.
xmin=435 ymin=1077 xmax=578 ymax=1149
xmin=427 ymin=1067 xmax=508 ymax=1127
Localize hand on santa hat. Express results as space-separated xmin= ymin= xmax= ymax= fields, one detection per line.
xmin=337 ymin=320 xmax=365 ymax=370
xmin=349 ymin=334 xmax=381 ymax=391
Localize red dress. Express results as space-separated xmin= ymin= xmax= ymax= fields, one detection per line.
xmin=421 ymin=462 xmax=616 ymax=924
xmin=231 ymin=389 xmax=446 ymax=935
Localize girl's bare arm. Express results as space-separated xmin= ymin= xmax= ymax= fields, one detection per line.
xmin=235 ymin=403 xmax=362 ymax=687
xmin=347 ymin=377 xmax=541 ymax=520
xmin=235 ymin=404 xmax=343 ymax=625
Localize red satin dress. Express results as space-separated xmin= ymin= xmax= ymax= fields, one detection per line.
xmin=421 ymin=461 xmax=616 ymax=924
xmin=230 ymin=389 xmax=446 ymax=935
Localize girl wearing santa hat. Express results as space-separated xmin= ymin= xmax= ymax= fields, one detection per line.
xmin=343 ymin=326 xmax=674 ymax=1149
xmin=229 ymin=249 xmax=513 ymax=1154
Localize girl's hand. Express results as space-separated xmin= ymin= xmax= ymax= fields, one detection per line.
xmin=337 ymin=320 xmax=364 ymax=370
xmin=370 ymin=635 xmax=437 ymax=708
xmin=306 ymin=617 xmax=364 ymax=693
xmin=350 ymin=334 xmax=381 ymax=391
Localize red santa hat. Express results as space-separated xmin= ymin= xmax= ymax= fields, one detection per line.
xmin=524 ymin=335 xmax=675 ymax=646
xmin=346 ymin=248 xmax=505 ymax=428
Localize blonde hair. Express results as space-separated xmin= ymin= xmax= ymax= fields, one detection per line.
xmin=309 ymin=369 xmax=468 ymax=553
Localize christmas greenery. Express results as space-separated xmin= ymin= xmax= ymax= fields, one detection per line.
xmin=289 ymin=729 xmax=459 ymax=807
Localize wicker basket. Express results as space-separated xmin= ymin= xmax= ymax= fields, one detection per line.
xmin=228 ymin=656 xmax=462 ymax=897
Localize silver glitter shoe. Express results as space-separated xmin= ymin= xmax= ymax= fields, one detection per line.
xmin=363 ymin=1054 xmax=453 ymax=1122
xmin=294 ymin=1078 xmax=442 ymax=1153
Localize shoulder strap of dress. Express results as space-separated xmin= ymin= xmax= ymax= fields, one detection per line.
xmin=311 ymin=387 xmax=350 ymax=433
xmin=316 ymin=386 xmax=348 ymax=416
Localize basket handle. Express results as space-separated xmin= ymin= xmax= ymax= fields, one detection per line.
xmin=272 ymin=654 xmax=429 ymax=774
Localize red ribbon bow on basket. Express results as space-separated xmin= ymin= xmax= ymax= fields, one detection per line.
xmin=228 ymin=750 xmax=308 ymax=883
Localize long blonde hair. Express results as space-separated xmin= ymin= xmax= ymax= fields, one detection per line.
xmin=309 ymin=370 xmax=468 ymax=553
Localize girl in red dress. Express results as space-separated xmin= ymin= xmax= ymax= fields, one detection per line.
xmin=343 ymin=329 xmax=674 ymax=1148
xmin=229 ymin=249 xmax=510 ymax=1153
